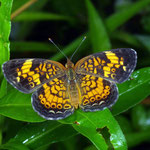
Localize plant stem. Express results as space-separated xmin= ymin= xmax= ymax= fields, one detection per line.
xmin=11 ymin=0 xmax=37 ymax=20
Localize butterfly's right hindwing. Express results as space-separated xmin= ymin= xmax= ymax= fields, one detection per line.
xmin=32 ymin=75 xmax=74 ymax=120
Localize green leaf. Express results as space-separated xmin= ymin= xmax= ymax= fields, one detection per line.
xmin=0 ymin=139 xmax=30 ymax=150
xmin=0 ymin=0 xmax=13 ymax=97
xmin=60 ymin=109 xmax=127 ymax=150
xmin=0 ymin=0 xmax=12 ymax=64
xmin=112 ymin=67 xmax=150 ymax=115
xmin=0 ymin=115 xmax=5 ymax=145
xmin=13 ymin=11 xmax=73 ymax=22
xmin=106 ymin=0 xmax=150 ymax=32
xmin=0 ymin=88 xmax=45 ymax=122
xmin=86 ymin=0 xmax=111 ymax=52
xmin=14 ymin=121 xmax=77 ymax=149
xmin=0 ymin=79 xmax=7 ymax=99
xmin=115 ymin=115 xmax=132 ymax=134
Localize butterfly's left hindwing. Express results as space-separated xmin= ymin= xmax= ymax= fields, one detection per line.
xmin=2 ymin=59 xmax=65 ymax=93
xmin=77 ymin=74 xmax=118 ymax=111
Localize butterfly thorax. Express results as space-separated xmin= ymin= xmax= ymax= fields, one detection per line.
xmin=65 ymin=59 xmax=81 ymax=109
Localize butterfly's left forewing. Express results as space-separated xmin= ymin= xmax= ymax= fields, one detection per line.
xmin=2 ymin=59 xmax=66 ymax=93
xmin=75 ymin=48 xmax=137 ymax=83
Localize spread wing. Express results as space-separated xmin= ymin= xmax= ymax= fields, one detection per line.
xmin=32 ymin=75 xmax=74 ymax=120
xmin=2 ymin=59 xmax=66 ymax=93
xmin=75 ymin=48 xmax=137 ymax=83
xmin=77 ymin=74 xmax=118 ymax=111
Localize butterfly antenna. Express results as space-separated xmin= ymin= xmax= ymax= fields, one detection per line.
xmin=70 ymin=36 xmax=86 ymax=61
xmin=48 ymin=38 xmax=69 ymax=60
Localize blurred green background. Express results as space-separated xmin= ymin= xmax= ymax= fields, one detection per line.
xmin=0 ymin=0 xmax=150 ymax=149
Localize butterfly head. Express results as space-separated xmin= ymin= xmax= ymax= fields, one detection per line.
xmin=65 ymin=59 xmax=74 ymax=69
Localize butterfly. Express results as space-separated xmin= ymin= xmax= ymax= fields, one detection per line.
xmin=2 ymin=48 xmax=137 ymax=120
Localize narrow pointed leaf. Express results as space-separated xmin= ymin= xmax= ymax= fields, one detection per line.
xmin=106 ymin=0 xmax=150 ymax=32
xmin=86 ymin=0 xmax=111 ymax=52
xmin=0 ymin=0 xmax=13 ymax=97
xmin=13 ymin=12 xmax=73 ymax=22
xmin=14 ymin=121 xmax=77 ymax=149
xmin=0 ymin=0 xmax=12 ymax=65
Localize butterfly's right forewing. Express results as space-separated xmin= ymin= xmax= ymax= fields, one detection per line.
xmin=2 ymin=59 xmax=66 ymax=93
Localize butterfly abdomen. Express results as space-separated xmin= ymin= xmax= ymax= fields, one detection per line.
xmin=66 ymin=67 xmax=80 ymax=109
xmin=68 ymin=80 xmax=80 ymax=109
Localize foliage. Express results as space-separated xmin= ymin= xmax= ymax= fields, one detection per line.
xmin=0 ymin=0 xmax=150 ymax=149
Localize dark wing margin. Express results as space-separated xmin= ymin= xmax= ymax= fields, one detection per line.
xmin=2 ymin=59 xmax=65 ymax=93
xmin=75 ymin=48 xmax=137 ymax=83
